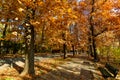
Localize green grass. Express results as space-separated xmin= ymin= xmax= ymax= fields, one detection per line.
xmin=98 ymin=46 xmax=120 ymax=59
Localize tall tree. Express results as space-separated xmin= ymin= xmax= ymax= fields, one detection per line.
xmin=0 ymin=0 xmax=77 ymax=76
xmin=88 ymin=0 xmax=99 ymax=61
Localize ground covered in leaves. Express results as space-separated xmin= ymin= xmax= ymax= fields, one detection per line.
xmin=0 ymin=53 xmax=120 ymax=80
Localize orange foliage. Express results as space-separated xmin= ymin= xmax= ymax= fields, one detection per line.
xmin=0 ymin=0 xmax=120 ymax=51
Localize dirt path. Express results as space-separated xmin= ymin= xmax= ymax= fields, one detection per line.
xmin=37 ymin=57 xmax=103 ymax=80
xmin=0 ymin=53 xmax=120 ymax=80
xmin=35 ymin=53 xmax=120 ymax=80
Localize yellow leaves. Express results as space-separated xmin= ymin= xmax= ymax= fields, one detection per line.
xmin=103 ymin=12 xmax=111 ymax=19
xmin=2 ymin=4 xmax=10 ymax=11
xmin=12 ymin=31 xmax=18 ymax=36
xmin=17 ymin=0 xmax=23 ymax=5
xmin=35 ymin=58 xmax=62 ymax=75
xmin=55 ymin=0 xmax=61 ymax=3
xmin=79 ymin=2 xmax=87 ymax=7
xmin=31 ymin=20 xmax=40 ymax=26
xmin=19 ymin=0 xmax=32 ymax=6
xmin=37 ymin=1 xmax=44 ymax=6
xmin=18 ymin=0 xmax=44 ymax=9
xmin=2 ymin=32 xmax=18 ymax=41
xmin=18 ymin=8 xmax=24 ymax=12
xmin=46 ymin=16 xmax=56 ymax=23
xmin=4 ymin=34 xmax=12 ymax=40
xmin=49 ymin=38 xmax=65 ymax=44
xmin=100 ymin=1 xmax=113 ymax=10
xmin=68 ymin=14 xmax=78 ymax=19
xmin=72 ymin=15 xmax=78 ymax=19
xmin=95 ymin=0 xmax=105 ymax=7
xmin=0 ymin=38 xmax=4 ymax=40
xmin=67 ymin=8 xmax=72 ymax=13
xmin=62 ymin=0 xmax=67 ymax=3
xmin=51 ymin=17 xmax=55 ymax=22
xmin=91 ymin=12 xmax=96 ymax=16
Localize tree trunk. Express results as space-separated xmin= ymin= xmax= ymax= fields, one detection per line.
xmin=72 ymin=44 xmax=75 ymax=56
xmin=89 ymin=0 xmax=100 ymax=62
xmin=41 ymin=24 xmax=45 ymax=43
xmin=63 ymin=43 xmax=67 ymax=59
xmin=2 ymin=24 xmax=7 ymax=38
xmin=20 ymin=5 xmax=36 ymax=76
xmin=90 ymin=23 xmax=100 ymax=62
xmin=20 ymin=25 xmax=35 ymax=76
xmin=88 ymin=37 xmax=94 ymax=57
xmin=62 ymin=32 xmax=67 ymax=59
xmin=40 ymin=24 xmax=46 ymax=52
xmin=92 ymin=37 xmax=99 ymax=62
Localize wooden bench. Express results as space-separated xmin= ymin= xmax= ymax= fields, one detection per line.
xmin=98 ymin=63 xmax=119 ymax=79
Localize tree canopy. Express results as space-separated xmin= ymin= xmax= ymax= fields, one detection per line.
xmin=0 ymin=0 xmax=120 ymax=77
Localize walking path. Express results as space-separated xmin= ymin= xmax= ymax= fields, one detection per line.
xmin=36 ymin=54 xmax=103 ymax=80
xmin=0 ymin=53 xmax=120 ymax=80
xmin=36 ymin=53 xmax=120 ymax=80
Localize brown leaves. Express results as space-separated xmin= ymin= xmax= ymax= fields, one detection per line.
xmin=79 ymin=1 xmax=87 ymax=7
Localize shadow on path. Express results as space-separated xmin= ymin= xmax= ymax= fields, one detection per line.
xmin=27 ymin=58 xmax=97 ymax=80
xmin=80 ymin=68 xmax=94 ymax=80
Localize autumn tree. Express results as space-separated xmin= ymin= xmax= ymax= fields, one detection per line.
xmin=0 ymin=0 xmax=78 ymax=76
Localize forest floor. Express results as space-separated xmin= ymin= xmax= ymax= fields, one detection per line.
xmin=0 ymin=53 xmax=120 ymax=80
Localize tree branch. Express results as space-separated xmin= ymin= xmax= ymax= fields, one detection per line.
xmin=94 ymin=28 xmax=107 ymax=37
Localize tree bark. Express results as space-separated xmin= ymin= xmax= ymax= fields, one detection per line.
xmin=2 ymin=24 xmax=7 ymax=38
xmin=20 ymin=25 xmax=35 ymax=76
xmin=72 ymin=44 xmax=75 ymax=56
xmin=40 ymin=24 xmax=46 ymax=52
xmin=41 ymin=24 xmax=45 ymax=43
xmin=92 ymin=33 xmax=99 ymax=62
xmin=20 ymin=5 xmax=36 ymax=76
xmin=62 ymin=32 xmax=67 ymax=59
xmin=88 ymin=37 xmax=94 ymax=57
xmin=63 ymin=43 xmax=67 ymax=59
xmin=89 ymin=0 xmax=100 ymax=62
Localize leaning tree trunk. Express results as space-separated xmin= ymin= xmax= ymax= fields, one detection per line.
xmin=20 ymin=25 xmax=35 ymax=76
